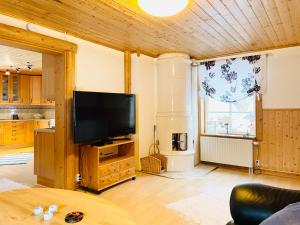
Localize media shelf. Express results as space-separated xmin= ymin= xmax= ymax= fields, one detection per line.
xmin=80 ymin=140 xmax=136 ymax=193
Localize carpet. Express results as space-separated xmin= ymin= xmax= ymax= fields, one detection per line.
xmin=151 ymin=164 xmax=217 ymax=179
xmin=0 ymin=178 xmax=29 ymax=192
xmin=166 ymin=193 xmax=231 ymax=225
xmin=0 ymin=153 xmax=33 ymax=166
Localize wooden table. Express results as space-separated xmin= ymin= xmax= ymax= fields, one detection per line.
xmin=0 ymin=188 xmax=136 ymax=225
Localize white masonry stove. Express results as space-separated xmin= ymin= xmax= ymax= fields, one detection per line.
xmin=156 ymin=53 xmax=194 ymax=172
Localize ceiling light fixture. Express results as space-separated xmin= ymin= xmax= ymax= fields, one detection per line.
xmin=138 ymin=0 xmax=190 ymax=17
xmin=26 ymin=62 xmax=33 ymax=71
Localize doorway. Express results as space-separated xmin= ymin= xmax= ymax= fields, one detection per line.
xmin=0 ymin=44 xmax=55 ymax=189
xmin=0 ymin=22 xmax=77 ymax=190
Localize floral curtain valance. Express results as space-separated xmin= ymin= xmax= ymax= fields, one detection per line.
xmin=199 ymin=55 xmax=267 ymax=102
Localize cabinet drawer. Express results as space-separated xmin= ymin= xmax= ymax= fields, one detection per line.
xmin=119 ymin=168 xmax=135 ymax=181
xmin=99 ymin=173 xmax=119 ymax=189
xmin=119 ymin=157 xmax=135 ymax=171
xmin=98 ymin=162 xmax=119 ymax=177
xmin=4 ymin=125 xmax=25 ymax=133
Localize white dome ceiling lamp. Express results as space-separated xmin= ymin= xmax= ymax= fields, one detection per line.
xmin=138 ymin=0 xmax=190 ymax=17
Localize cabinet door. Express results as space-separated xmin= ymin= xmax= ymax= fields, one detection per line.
xmin=25 ymin=121 xmax=35 ymax=144
xmin=0 ymin=123 xmax=4 ymax=145
xmin=35 ymin=120 xmax=50 ymax=129
xmin=0 ymin=74 xmax=10 ymax=103
xmin=30 ymin=76 xmax=42 ymax=104
xmin=42 ymin=54 xmax=56 ymax=101
xmin=20 ymin=75 xmax=31 ymax=104
xmin=11 ymin=75 xmax=21 ymax=103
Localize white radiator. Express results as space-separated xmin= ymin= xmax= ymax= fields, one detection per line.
xmin=200 ymin=136 xmax=253 ymax=169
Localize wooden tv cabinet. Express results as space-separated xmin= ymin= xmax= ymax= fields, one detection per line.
xmin=80 ymin=140 xmax=136 ymax=193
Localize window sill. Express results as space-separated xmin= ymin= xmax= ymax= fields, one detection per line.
xmin=201 ymin=133 xmax=256 ymax=141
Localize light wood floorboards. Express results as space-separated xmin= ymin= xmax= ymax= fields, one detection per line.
xmin=1 ymin=149 xmax=300 ymax=225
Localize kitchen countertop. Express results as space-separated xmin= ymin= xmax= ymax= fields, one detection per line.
xmin=0 ymin=119 xmax=53 ymax=122
xmin=35 ymin=128 xmax=55 ymax=133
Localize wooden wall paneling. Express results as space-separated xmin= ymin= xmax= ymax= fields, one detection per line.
xmin=64 ymin=51 xmax=77 ymax=190
xmin=54 ymin=51 xmax=78 ymax=189
xmin=261 ymin=110 xmax=269 ymax=169
xmin=124 ymin=51 xmax=131 ymax=94
xmin=256 ymin=95 xmax=263 ymax=141
xmin=260 ymin=109 xmax=300 ymax=175
xmin=42 ymin=53 xmax=56 ymax=101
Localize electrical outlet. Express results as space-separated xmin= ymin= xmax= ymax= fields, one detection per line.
xmin=255 ymin=160 xmax=260 ymax=168
xmin=76 ymin=174 xmax=81 ymax=182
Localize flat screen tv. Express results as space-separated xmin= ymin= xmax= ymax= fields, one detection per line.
xmin=73 ymin=91 xmax=136 ymax=144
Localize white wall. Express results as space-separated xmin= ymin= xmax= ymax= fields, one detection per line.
xmin=0 ymin=14 xmax=124 ymax=93
xmin=263 ymin=46 xmax=300 ymax=109
xmin=0 ymin=14 xmax=158 ymax=170
xmin=131 ymin=54 xmax=156 ymax=168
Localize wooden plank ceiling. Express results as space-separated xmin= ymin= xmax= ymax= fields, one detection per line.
xmin=0 ymin=0 xmax=299 ymax=59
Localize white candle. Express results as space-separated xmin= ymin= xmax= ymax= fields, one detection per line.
xmin=33 ymin=206 xmax=43 ymax=216
xmin=48 ymin=204 xmax=58 ymax=213
xmin=43 ymin=212 xmax=53 ymax=221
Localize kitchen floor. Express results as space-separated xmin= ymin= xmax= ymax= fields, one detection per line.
xmin=0 ymin=147 xmax=37 ymax=187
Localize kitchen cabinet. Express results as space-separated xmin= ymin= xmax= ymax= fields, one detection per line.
xmin=20 ymin=75 xmax=31 ymax=104
xmin=25 ymin=120 xmax=35 ymax=144
xmin=0 ymin=73 xmax=53 ymax=105
xmin=0 ymin=124 xmax=4 ymax=145
xmin=34 ymin=129 xmax=55 ymax=187
xmin=0 ymin=120 xmax=51 ymax=147
xmin=42 ymin=54 xmax=56 ymax=101
xmin=10 ymin=75 xmax=21 ymax=104
xmin=0 ymin=74 xmax=9 ymax=103
xmin=3 ymin=121 xmax=25 ymax=145
xmin=30 ymin=76 xmax=42 ymax=105
xmin=0 ymin=74 xmax=20 ymax=104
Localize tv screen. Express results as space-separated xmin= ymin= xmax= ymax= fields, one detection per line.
xmin=73 ymin=91 xmax=136 ymax=144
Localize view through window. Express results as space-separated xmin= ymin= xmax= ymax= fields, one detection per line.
xmin=204 ymin=95 xmax=256 ymax=136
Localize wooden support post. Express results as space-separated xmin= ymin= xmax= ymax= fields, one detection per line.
xmin=124 ymin=51 xmax=131 ymax=94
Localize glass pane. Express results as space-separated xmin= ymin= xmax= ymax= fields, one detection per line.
xmin=206 ymin=112 xmax=231 ymax=134
xmin=204 ymin=96 xmax=256 ymax=136
xmin=2 ymin=75 xmax=9 ymax=101
xmin=207 ymin=97 xmax=230 ymax=112
xmin=229 ymin=113 xmax=255 ymax=136
xmin=12 ymin=76 xmax=19 ymax=101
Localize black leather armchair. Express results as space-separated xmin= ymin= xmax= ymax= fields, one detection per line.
xmin=227 ymin=183 xmax=300 ymax=225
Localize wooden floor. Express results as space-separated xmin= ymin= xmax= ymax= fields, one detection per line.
xmin=85 ymin=169 xmax=300 ymax=225
xmin=0 ymin=147 xmax=37 ymax=187
xmin=1 ymin=150 xmax=300 ymax=224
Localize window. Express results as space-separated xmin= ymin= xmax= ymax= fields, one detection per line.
xmin=203 ymin=95 xmax=256 ymax=137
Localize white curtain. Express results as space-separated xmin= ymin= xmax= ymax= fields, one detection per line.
xmin=199 ymin=55 xmax=267 ymax=102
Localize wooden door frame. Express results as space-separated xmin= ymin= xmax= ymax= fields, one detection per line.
xmin=0 ymin=23 xmax=78 ymax=189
